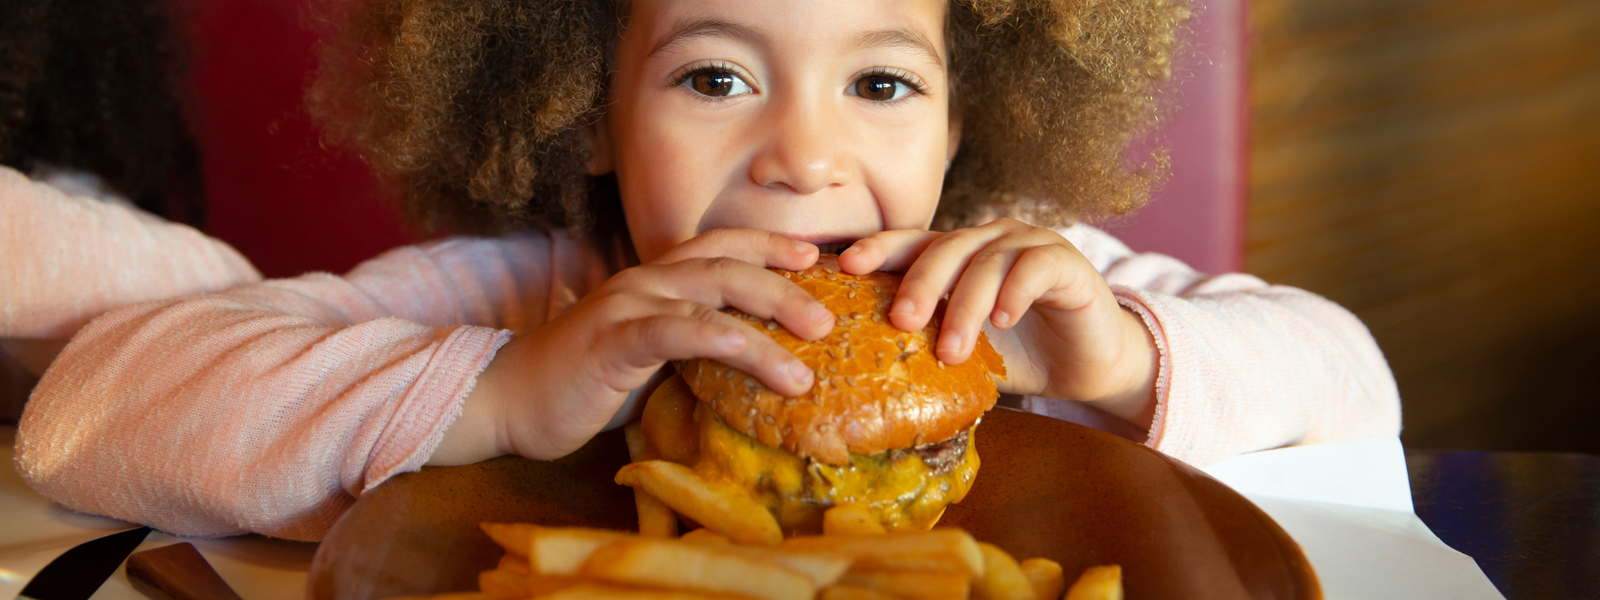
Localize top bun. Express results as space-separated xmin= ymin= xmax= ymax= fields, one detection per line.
xmin=681 ymin=255 xmax=1006 ymax=465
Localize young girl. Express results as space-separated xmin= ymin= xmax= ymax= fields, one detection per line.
xmin=16 ymin=0 xmax=1399 ymax=542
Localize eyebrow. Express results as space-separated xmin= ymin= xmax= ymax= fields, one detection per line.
xmin=648 ymin=17 xmax=946 ymax=74
xmin=648 ymin=16 xmax=765 ymax=58
xmin=852 ymin=27 xmax=945 ymax=73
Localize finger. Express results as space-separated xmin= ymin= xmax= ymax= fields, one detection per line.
xmin=939 ymin=245 xmax=1016 ymax=364
xmin=608 ymin=313 xmax=748 ymax=370
xmin=994 ymin=244 xmax=1096 ymax=324
xmin=644 ymin=258 xmax=834 ymax=340
xmin=656 ymin=228 xmax=819 ymax=272
xmin=611 ymin=305 xmax=815 ymax=396
xmin=889 ymin=221 xmax=1018 ymax=332
xmin=837 ymin=229 xmax=942 ymax=274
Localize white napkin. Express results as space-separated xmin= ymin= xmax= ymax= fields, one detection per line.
xmin=1202 ymin=437 xmax=1504 ymax=599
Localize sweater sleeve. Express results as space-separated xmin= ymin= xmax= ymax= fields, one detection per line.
xmin=0 ymin=166 xmax=262 ymax=339
xmin=12 ymin=232 xmax=598 ymax=541
xmin=1023 ymin=224 xmax=1402 ymax=466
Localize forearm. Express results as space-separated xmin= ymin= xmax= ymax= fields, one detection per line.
xmin=426 ymin=337 xmax=521 ymax=466
xmin=1091 ymin=306 xmax=1159 ymax=431
xmin=1118 ymin=285 xmax=1401 ymax=465
xmin=15 ymin=291 xmax=510 ymax=540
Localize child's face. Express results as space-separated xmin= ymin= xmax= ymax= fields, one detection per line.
xmin=600 ymin=0 xmax=958 ymax=261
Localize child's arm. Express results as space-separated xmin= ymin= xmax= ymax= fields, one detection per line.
xmin=15 ymin=229 xmax=827 ymax=540
xmin=1067 ymin=223 xmax=1402 ymax=465
xmin=12 ymin=234 xmax=572 ymax=541
xmin=842 ymin=219 xmax=1400 ymax=466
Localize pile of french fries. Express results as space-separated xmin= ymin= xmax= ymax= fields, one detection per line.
xmin=433 ymin=520 xmax=1123 ymax=600
xmin=395 ymin=395 xmax=1124 ymax=600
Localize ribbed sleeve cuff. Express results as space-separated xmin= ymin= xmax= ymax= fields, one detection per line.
xmin=1110 ymin=286 xmax=1178 ymax=455
xmin=363 ymin=326 xmax=513 ymax=491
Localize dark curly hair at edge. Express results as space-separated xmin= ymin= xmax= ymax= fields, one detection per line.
xmin=0 ymin=0 xmax=205 ymax=226
xmin=309 ymin=0 xmax=1189 ymax=240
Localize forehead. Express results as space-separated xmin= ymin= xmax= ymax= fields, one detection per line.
xmin=626 ymin=0 xmax=948 ymax=60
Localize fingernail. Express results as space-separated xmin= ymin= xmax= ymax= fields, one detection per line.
xmin=807 ymin=302 xmax=833 ymax=325
xmin=716 ymin=331 xmax=746 ymax=353
xmin=940 ymin=332 xmax=963 ymax=355
xmin=890 ymin=299 xmax=914 ymax=317
xmin=841 ymin=245 xmax=861 ymax=256
xmin=788 ymin=360 xmax=813 ymax=384
xmin=792 ymin=239 xmax=814 ymax=254
xmin=992 ymin=310 xmax=1011 ymax=327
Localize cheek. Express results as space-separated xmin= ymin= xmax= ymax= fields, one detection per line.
xmin=614 ymin=106 xmax=732 ymax=261
xmin=863 ymin=112 xmax=952 ymax=230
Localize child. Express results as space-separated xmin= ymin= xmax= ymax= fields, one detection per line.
xmin=16 ymin=0 xmax=1399 ymax=542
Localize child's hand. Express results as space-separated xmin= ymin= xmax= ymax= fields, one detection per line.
xmin=837 ymin=219 xmax=1159 ymax=427
xmin=430 ymin=230 xmax=833 ymax=465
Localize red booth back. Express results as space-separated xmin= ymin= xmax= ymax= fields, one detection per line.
xmin=186 ymin=0 xmax=1247 ymax=278
xmin=185 ymin=0 xmax=415 ymax=279
xmin=1111 ymin=0 xmax=1249 ymax=274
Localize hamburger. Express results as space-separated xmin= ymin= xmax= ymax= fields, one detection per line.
xmin=641 ymin=255 xmax=1006 ymax=536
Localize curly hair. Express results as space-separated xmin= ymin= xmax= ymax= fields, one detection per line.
xmin=308 ymin=0 xmax=1188 ymax=237
xmin=0 ymin=0 xmax=205 ymax=226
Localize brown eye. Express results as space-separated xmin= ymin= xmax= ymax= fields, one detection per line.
xmin=854 ymin=75 xmax=904 ymax=101
xmin=684 ymin=69 xmax=752 ymax=98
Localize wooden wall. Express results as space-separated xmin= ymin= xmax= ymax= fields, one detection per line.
xmin=1247 ymin=0 xmax=1600 ymax=451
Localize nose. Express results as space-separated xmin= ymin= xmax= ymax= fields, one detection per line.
xmin=747 ymin=95 xmax=854 ymax=195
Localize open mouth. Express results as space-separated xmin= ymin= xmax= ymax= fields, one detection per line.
xmin=815 ymin=242 xmax=855 ymax=256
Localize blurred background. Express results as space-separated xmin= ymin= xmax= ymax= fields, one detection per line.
xmin=1244 ymin=0 xmax=1600 ymax=454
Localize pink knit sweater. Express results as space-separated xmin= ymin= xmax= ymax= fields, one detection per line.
xmin=9 ymin=171 xmax=1401 ymax=542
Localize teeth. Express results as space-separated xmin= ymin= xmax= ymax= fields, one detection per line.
xmin=817 ymin=242 xmax=853 ymax=255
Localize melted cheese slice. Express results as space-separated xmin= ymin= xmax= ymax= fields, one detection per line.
xmin=691 ymin=402 xmax=979 ymax=535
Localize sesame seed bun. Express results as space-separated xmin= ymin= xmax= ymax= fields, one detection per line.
xmin=680 ymin=255 xmax=1006 ymax=465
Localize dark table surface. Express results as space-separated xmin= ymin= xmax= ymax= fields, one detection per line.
xmin=1406 ymin=449 xmax=1600 ymax=600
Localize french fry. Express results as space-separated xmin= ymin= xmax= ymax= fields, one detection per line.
xmin=1064 ymin=565 xmax=1123 ymax=600
xmin=781 ymin=529 xmax=985 ymax=577
xmin=974 ymin=543 xmax=1038 ymax=600
xmin=680 ymin=528 xmax=732 ymax=545
xmin=580 ymin=537 xmax=815 ymax=600
xmin=480 ymin=522 xmax=538 ymax=559
xmin=530 ymin=527 xmax=628 ymax=575
xmin=634 ymin=489 xmax=679 ymax=539
xmin=614 ymin=460 xmax=782 ymax=546
xmin=818 ymin=584 xmax=901 ymax=600
xmin=838 ymin=569 xmax=971 ymax=600
xmin=624 ymin=423 xmax=681 ymax=539
xmin=1020 ymin=558 xmax=1066 ymax=600
xmin=823 ymin=504 xmax=887 ymax=536
xmin=709 ymin=546 xmax=852 ymax=587
xmin=623 ymin=422 xmax=657 ymax=461
xmin=478 ymin=566 xmax=527 ymax=599
xmin=641 ymin=375 xmax=701 ymax=465
xmin=540 ymin=583 xmax=726 ymax=600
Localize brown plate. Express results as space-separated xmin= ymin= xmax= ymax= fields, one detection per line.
xmin=309 ymin=407 xmax=1320 ymax=599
